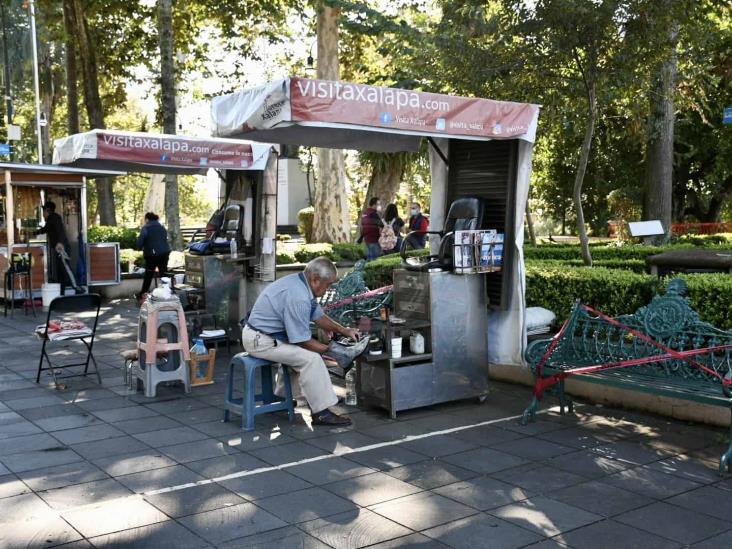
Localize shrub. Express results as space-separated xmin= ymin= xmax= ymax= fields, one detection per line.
xmin=523 ymin=243 xmax=700 ymax=262
xmin=332 ymin=242 xmax=366 ymax=261
xmin=526 ymin=258 xmax=647 ymax=274
xmin=87 ymin=225 xmax=138 ymax=249
xmin=294 ymin=243 xmax=336 ymax=263
xmin=362 ymin=249 xmax=430 ymax=289
xmin=297 ymin=207 xmax=315 ymax=243
xmin=674 ymin=274 xmax=732 ymax=330
xmin=525 ymin=264 xmax=660 ymax=322
xmin=119 ymin=249 xmax=143 ymax=273
xmin=276 ymin=250 xmax=297 ymax=265
xmin=276 ymin=234 xmax=292 ymax=241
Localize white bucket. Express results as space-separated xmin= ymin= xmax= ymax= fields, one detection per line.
xmin=41 ymin=283 xmax=62 ymax=310
xmin=174 ymin=273 xmax=185 ymax=286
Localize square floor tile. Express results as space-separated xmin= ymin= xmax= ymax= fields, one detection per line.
xmin=591 ymin=440 xmax=671 ymax=466
xmin=93 ymin=450 xmax=177 ymax=477
xmin=451 ymin=425 xmax=526 ymax=447
xmin=423 ymin=512 xmax=542 ymax=549
xmin=133 ymin=426 xmax=209 ymax=448
xmin=114 ymin=415 xmax=183 ymax=435
xmin=558 ymin=518 xmax=681 ymax=549
xmin=146 ymin=483 xmax=245 ymax=517
xmin=17 ymin=461 xmax=108 ymax=491
xmin=615 ymin=502 xmax=730 ymax=545
xmin=365 ymin=533 xmax=448 ymax=548
xmin=62 ymin=496 xmax=168 ymax=538
xmin=116 ymin=465 xmax=205 ymax=494
xmin=0 ymin=515 xmax=82 ymax=548
xmin=691 ymin=530 xmax=732 ymax=548
xmin=288 ymin=456 xmax=375 ymax=485
xmin=0 ymin=433 xmax=60 ymax=457
xmin=177 ymin=502 xmax=287 ymax=545
xmin=0 ymin=448 xmax=84 ymax=474
xmin=490 ymin=464 xmax=587 ymax=494
xmin=249 ymin=441 xmax=329 ymax=466
xmin=301 ymin=508 xmax=412 ymax=548
xmin=0 ymin=474 xmax=30 ymax=499
xmin=88 ymin=520 xmax=210 ymax=549
xmin=325 ymin=472 xmax=422 ymax=507
xmin=604 ymin=466 xmax=702 ymax=499
xmin=384 ymin=460 xmax=476 ymax=490
xmin=370 ymin=491 xmax=477 ymax=531
xmin=645 ymin=455 xmax=721 ymax=485
xmin=38 ymin=478 xmax=133 ymax=510
xmin=70 ymin=435 xmax=150 ymax=461
xmin=544 ymin=449 xmax=630 ymax=479
xmin=490 ymin=496 xmax=602 ymax=537
xmin=434 ymin=477 xmax=533 ymax=511
xmin=217 ymin=525 xmax=330 ymax=548
xmin=401 ymin=434 xmax=480 ymax=458
xmin=548 ymin=479 xmax=655 ymax=517
xmin=492 ymin=437 xmax=575 ymax=461
xmin=0 ymin=492 xmax=53 ymax=524
xmin=666 ymin=485 xmax=732 ymax=520
xmin=535 ymin=426 xmax=611 ymax=449
xmin=51 ymin=424 xmax=125 ymax=445
xmin=34 ymin=413 xmax=103 ymax=432
xmin=441 ymin=448 xmax=527 ymax=475
xmin=344 ymin=445 xmax=428 ymax=471
xmin=159 ymin=438 xmax=239 ymax=464
xmin=185 ymin=452 xmax=269 ymax=479
xmin=256 ymin=486 xmax=358 ymax=523
xmin=218 ymin=470 xmax=312 ymax=500
xmin=304 ymin=431 xmax=381 ymax=453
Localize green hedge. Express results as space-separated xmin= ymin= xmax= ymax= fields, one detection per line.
xmin=285 ymin=242 xmax=367 ymax=264
xmin=525 ymin=258 xmax=647 ymax=273
xmin=276 ymin=250 xmax=297 ymax=265
xmin=675 ymin=273 xmax=732 ymax=329
xmin=88 ymin=226 xmax=138 ymax=249
xmin=297 ymin=207 xmax=314 ymax=243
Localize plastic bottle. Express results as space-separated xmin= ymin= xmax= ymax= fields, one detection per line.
xmin=345 ymin=366 xmax=357 ymax=406
xmin=230 ymin=239 xmax=237 ymax=256
xmin=190 ymin=338 xmax=208 ymax=377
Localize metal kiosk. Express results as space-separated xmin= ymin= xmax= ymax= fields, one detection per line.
xmin=209 ymin=77 xmax=540 ymax=416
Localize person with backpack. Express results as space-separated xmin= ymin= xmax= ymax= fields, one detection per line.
xmin=359 ymin=197 xmax=384 ymax=261
xmin=406 ymin=202 xmax=429 ymax=249
xmin=380 ymin=203 xmax=405 ymax=254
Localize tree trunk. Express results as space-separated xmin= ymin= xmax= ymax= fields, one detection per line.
xmin=526 ymin=198 xmax=537 ymax=246
xmin=643 ymin=14 xmax=678 ymax=244
xmin=62 ymin=0 xmax=79 ymax=134
xmin=70 ymin=0 xmax=116 ymax=225
xmin=311 ymin=1 xmax=350 ymax=243
xmin=364 ymin=156 xmax=405 ymax=209
xmin=158 ymin=0 xmax=181 ymax=249
xmin=574 ymin=82 xmax=596 ymax=267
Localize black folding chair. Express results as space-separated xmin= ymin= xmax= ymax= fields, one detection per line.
xmin=36 ymin=294 xmax=102 ymax=385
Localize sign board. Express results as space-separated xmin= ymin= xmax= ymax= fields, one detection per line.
xmin=628 ymin=220 xmax=665 ymax=237
xmin=7 ymin=124 xmax=20 ymax=140
xmin=0 ymin=143 xmax=10 ymax=155
xmin=724 ymin=107 xmax=732 ymax=125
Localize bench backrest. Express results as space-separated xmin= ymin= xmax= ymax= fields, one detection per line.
xmin=317 ymin=260 xmax=369 ymax=307
xmin=529 ymin=278 xmax=732 ymax=385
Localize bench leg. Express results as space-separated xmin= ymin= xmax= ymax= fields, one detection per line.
xmin=558 ymin=380 xmax=573 ymax=415
xmin=521 ymin=395 xmax=538 ymax=425
xmin=720 ymin=409 xmax=732 ymax=475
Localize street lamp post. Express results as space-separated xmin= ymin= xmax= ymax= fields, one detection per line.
xmin=28 ymin=0 xmax=43 ymax=164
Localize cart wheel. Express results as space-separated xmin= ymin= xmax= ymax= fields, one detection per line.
xmin=477 ymin=394 xmax=488 ymax=404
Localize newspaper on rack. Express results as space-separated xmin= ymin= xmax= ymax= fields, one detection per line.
xmin=35 ymin=320 xmax=92 ymax=341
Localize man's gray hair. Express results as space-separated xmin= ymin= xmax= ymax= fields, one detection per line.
xmin=304 ymin=256 xmax=338 ymax=281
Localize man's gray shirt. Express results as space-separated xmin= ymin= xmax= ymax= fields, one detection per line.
xmin=247 ymin=273 xmax=324 ymax=344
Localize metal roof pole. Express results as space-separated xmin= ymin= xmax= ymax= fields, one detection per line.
xmin=28 ymin=0 xmax=43 ymax=164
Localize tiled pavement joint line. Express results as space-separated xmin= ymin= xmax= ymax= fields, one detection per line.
xmin=143 ymin=406 xmax=559 ymax=496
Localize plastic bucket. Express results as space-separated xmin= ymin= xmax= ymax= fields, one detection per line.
xmin=41 ymin=283 xmax=61 ymax=310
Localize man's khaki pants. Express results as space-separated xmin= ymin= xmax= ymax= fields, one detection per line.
xmin=241 ymin=326 xmax=338 ymax=414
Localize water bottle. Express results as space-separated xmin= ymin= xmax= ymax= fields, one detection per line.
xmin=345 ymin=366 xmax=357 ymax=406
xmin=230 ymin=238 xmax=237 ymax=256
xmin=190 ymin=338 xmax=208 ymax=377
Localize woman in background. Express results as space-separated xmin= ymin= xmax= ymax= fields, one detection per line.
xmin=136 ymin=212 xmax=171 ymax=301
xmin=382 ymin=203 xmax=405 ymax=254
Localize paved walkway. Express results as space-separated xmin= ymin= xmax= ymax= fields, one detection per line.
xmin=1 ymin=299 xmax=732 ymax=548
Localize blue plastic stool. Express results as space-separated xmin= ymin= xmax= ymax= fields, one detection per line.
xmin=224 ymin=353 xmax=295 ymax=431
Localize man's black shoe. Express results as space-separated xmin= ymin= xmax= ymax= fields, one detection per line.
xmin=311 ymin=409 xmax=352 ymax=426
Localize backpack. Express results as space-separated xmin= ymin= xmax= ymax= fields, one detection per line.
xmin=379 ymin=220 xmax=398 ymax=251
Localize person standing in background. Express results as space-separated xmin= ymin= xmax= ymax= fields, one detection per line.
xmin=136 ymin=212 xmax=171 ymax=301
xmin=406 ymin=202 xmax=429 ymax=249
xmin=359 ymin=197 xmax=384 ymax=261
xmin=37 ymin=201 xmax=71 ymax=293
xmin=382 ymin=203 xmax=405 ymax=254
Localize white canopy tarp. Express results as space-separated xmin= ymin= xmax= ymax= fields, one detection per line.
xmin=211 ymin=77 xmax=540 ymax=152
xmin=53 ymin=129 xmax=274 ymax=174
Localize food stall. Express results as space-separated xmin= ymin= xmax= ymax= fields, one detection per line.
xmin=210 ymin=77 xmax=540 ymax=414
xmin=53 ymin=129 xmax=278 ymax=333
xmin=0 ymin=163 xmax=127 ymax=304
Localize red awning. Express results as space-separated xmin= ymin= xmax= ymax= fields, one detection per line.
xmin=211 ymin=77 xmax=540 ymax=152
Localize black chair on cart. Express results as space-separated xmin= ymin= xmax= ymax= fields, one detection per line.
xmin=36 ymin=294 xmax=102 ymax=385
xmin=400 ymin=197 xmax=488 ymax=271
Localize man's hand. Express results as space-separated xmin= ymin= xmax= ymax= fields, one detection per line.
xmin=341 ymin=327 xmax=361 ymax=341
xmin=55 ymin=243 xmax=65 ymax=253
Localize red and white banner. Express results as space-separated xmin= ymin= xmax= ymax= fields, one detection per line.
xmin=54 ymin=130 xmax=272 ymax=172
xmin=289 ymin=78 xmax=538 ymax=140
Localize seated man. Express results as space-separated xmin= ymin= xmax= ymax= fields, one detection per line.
xmin=241 ymin=256 xmax=360 ymax=426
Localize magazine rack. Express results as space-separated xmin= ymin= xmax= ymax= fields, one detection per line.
xmin=452 ymin=230 xmax=504 ymax=274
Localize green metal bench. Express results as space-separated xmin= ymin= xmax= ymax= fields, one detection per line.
xmin=318 ymin=260 xmax=393 ymax=325
xmin=523 ymin=278 xmax=732 ymax=474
